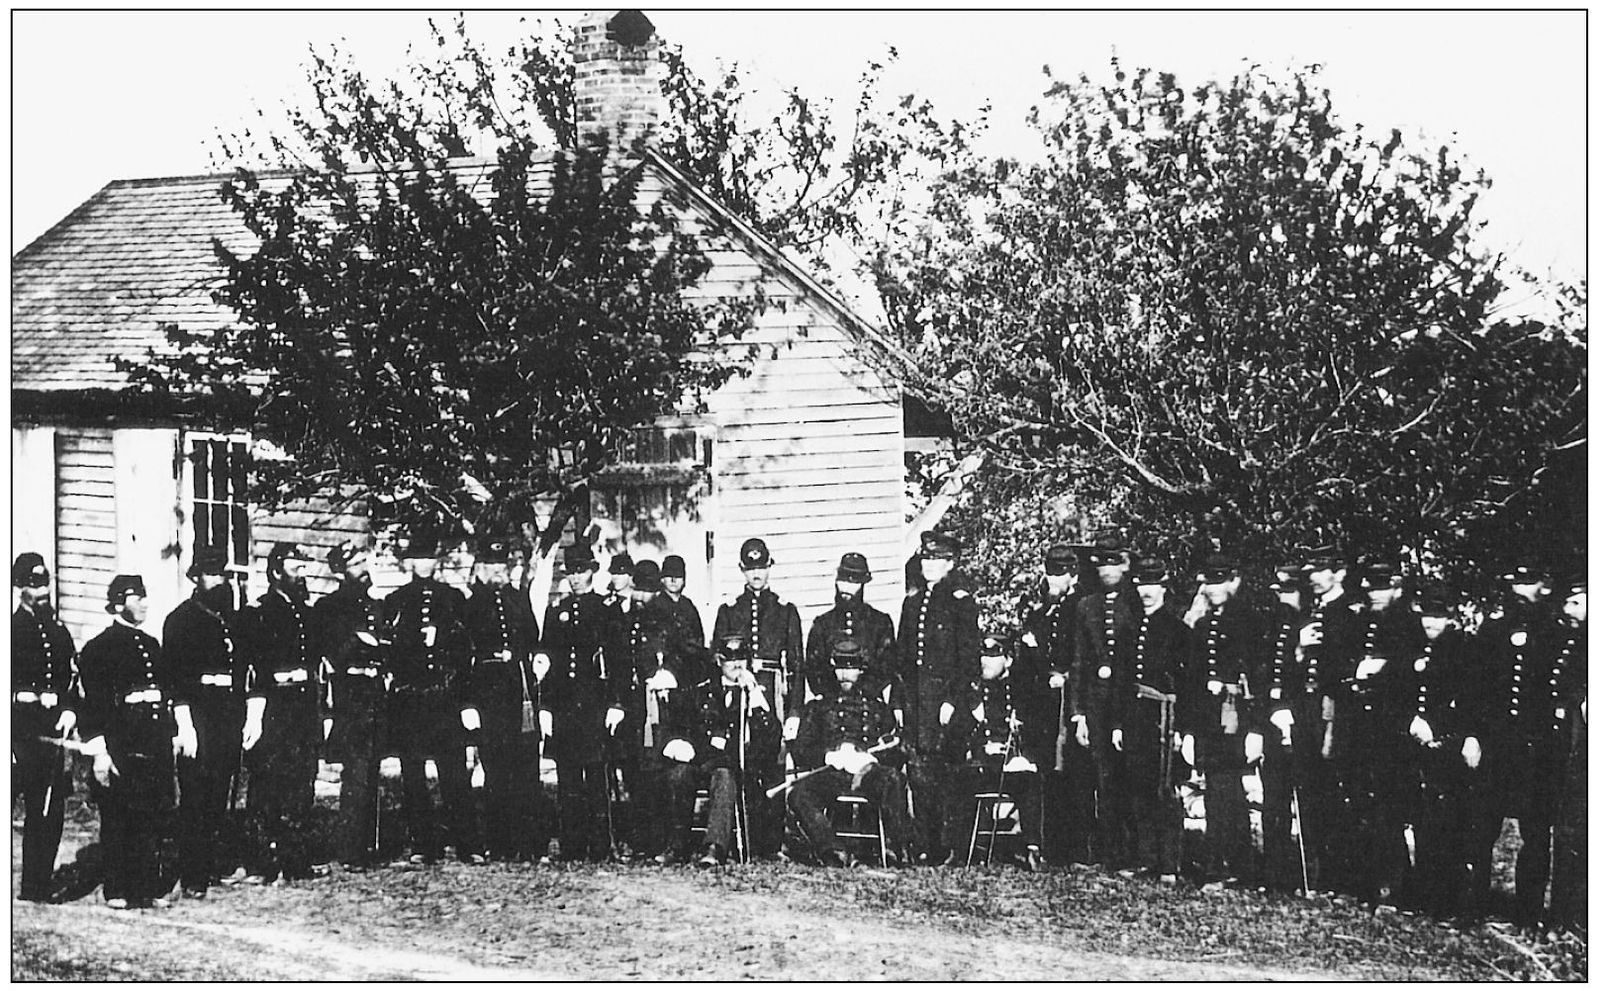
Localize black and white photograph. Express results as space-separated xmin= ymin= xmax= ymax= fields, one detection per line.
xmin=9 ymin=7 xmax=1586 ymax=981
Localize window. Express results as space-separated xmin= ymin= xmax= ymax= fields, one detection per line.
xmin=185 ymin=432 xmax=252 ymax=588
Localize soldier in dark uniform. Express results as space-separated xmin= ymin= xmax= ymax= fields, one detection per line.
xmin=1549 ymin=575 xmax=1587 ymax=935
xmin=666 ymin=636 xmax=782 ymax=866
xmin=538 ymin=543 xmax=619 ymax=861
xmin=789 ymin=639 xmax=915 ymax=867
xmin=1400 ymin=581 xmax=1480 ymax=918
xmin=1069 ymin=531 xmax=1140 ymax=866
xmin=1296 ymin=544 xmax=1361 ymax=893
xmin=313 ymin=541 xmax=389 ymax=870
xmin=1256 ymin=563 xmax=1309 ymax=892
xmin=608 ymin=557 xmax=684 ymax=857
xmin=942 ymin=636 xmax=1045 ymax=869
xmin=79 ymin=575 xmax=175 ymax=909
xmin=1016 ymin=543 xmax=1081 ymax=864
xmin=803 ymin=552 xmax=897 ymax=710
xmin=385 ymin=532 xmax=482 ymax=864
xmin=238 ymin=542 xmax=324 ymax=882
xmin=11 ymin=552 xmax=79 ymax=903
xmin=1325 ymin=560 xmax=1422 ymax=908
xmin=714 ymin=538 xmax=804 ymax=734
xmin=465 ymin=535 xmax=543 ymax=861
xmin=656 ymin=554 xmax=709 ymax=678
xmin=1118 ymin=557 xmax=1189 ymax=879
xmin=896 ymin=530 xmax=979 ymax=864
xmin=162 ymin=547 xmax=247 ymax=897
xmin=1177 ymin=551 xmax=1264 ymax=886
xmin=1466 ymin=559 xmax=1579 ymax=927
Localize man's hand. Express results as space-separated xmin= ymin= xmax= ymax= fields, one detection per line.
xmin=1244 ymin=731 xmax=1264 ymax=764
xmin=971 ymin=702 xmax=986 ymax=723
xmin=1269 ymin=707 xmax=1295 ymax=744
xmin=1181 ymin=734 xmax=1196 ymax=767
xmin=645 ymin=668 xmax=678 ymax=692
xmin=461 ymin=708 xmax=481 ymax=733
xmin=1021 ymin=631 xmax=1038 ymax=649
xmin=1461 ymin=735 xmax=1482 ymax=769
xmin=1298 ymin=622 xmax=1322 ymax=648
xmin=984 ymin=741 xmax=1008 ymax=756
xmin=939 ymin=701 xmax=955 ymax=726
xmin=1073 ymin=713 xmax=1090 ymax=748
xmin=1048 ymin=671 xmax=1067 ymax=690
xmin=533 ymin=652 xmax=552 ymax=683
xmin=323 ymin=717 xmax=334 ymax=741
xmin=173 ymin=705 xmax=199 ymax=759
xmin=1207 ymin=679 xmax=1224 ymax=695
xmin=662 ymin=738 xmax=695 ymax=763
xmin=1354 ymin=656 xmax=1386 ymax=681
xmin=241 ymin=697 xmax=267 ymax=751
xmin=605 ymin=707 xmax=625 ymax=734
xmin=92 ymin=751 xmax=118 ymax=787
xmin=1003 ymin=755 xmax=1038 ymax=773
xmin=710 ymin=735 xmax=728 ymax=751
xmin=1111 ymin=728 xmax=1124 ymax=752
xmin=893 ymin=709 xmax=905 ymax=728
xmin=1409 ymin=715 xmax=1433 ymax=744
xmin=53 ymin=708 xmax=77 ymax=736
xmin=539 ymin=709 xmax=554 ymax=739
xmin=783 ymin=716 xmax=801 ymax=741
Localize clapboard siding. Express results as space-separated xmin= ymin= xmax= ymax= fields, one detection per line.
xmin=54 ymin=427 xmax=118 ymax=642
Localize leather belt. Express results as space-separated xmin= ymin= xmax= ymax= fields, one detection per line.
xmin=345 ymin=666 xmax=381 ymax=678
xmin=272 ymin=668 xmax=310 ymax=685
xmin=13 ymin=690 xmax=59 ymax=706
xmin=477 ymin=654 xmax=513 ymax=665
xmin=199 ymin=673 xmax=234 ymax=687
xmin=122 ymin=688 xmax=163 ymax=705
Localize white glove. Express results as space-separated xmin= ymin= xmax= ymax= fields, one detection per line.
xmin=461 ymin=708 xmax=481 ymax=732
xmin=92 ymin=751 xmax=118 ymax=788
xmin=710 ymin=736 xmax=728 ymax=751
xmin=747 ymin=685 xmax=771 ymax=712
xmin=984 ymin=741 xmax=1008 ymax=756
xmin=1244 ymin=731 xmax=1264 ymax=764
xmin=971 ymin=702 xmax=986 ymax=723
xmin=939 ymin=702 xmax=955 ymax=726
xmin=1409 ymin=715 xmax=1433 ymax=744
xmin=1003 ymin=755 xmax=1038 ymax=773
xmin=1073 ymin=714 xmax=1090 ymax=748
xmin=53 ymin=709 xmax=77 ymax=735
xmin=533 ymin=652 xmax=552 ymax=682
xmin=645 ymin=668 xmax=678 ymax=692
xmin=173 ymin=705 xmax=199 ymax=759
xmin=1298 ymin=623 xmax=1322 ymax=648
xmin=663 ymin=738 xmax=696 ymax=763
xmin=1354 ymin=656 xmax=1386 ymax=681
xmin=605 ymin=706 xmax=625 ymax=734
xmin=1048 ymin=671 xmax=1067 ymax=690
xmin=1111 ymin=728 xmax=1124 ymax=752
xmin=539 ymin=709 xmax=554 ymax=739
xmin=839 ymin=747 xmax=876 ymax=776
xmin=1021 ymin=632 xmax=1039 ymax=649
xmin=1269 ymin=707 xmax=1295 ymax=742
xmin=783 ymin=716 xmax=801 ymax=741
xmin=241 ymin=696 xmax=267 ymax=751
xmin=1207 ymin=679 xmax=1224 ymax=695
xmin=323 ymin=717 xmax=334 ymax=740
xmin=1181 ymin=733 xmax=1196 ymax=767
xmin=1461 ymin=736 xmax=1482 ymax=769
xmin=893 ymin=709 xmax=905 ymax=728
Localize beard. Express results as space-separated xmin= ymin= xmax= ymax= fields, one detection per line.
xmin=279 ymin=577 xmax=310 ymax=603
xmin=200 ymin=584 xmax=235 ymax=614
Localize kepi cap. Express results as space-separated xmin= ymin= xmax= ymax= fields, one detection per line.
xmin=830 ymin=638 xmax=866 ymax=668
xmin=739 ymin=537 xmax=772 ymax=570
xmin=187 ymin=546 xmax=230 ymax=579
xmin=661 ymin=554 xmax=687 ymax=580
xmin=12 ymin=552 xmax=50 ymax=588
xmin=105 ymin=574 xmax=147 ymax=611
xmin=919 ymin=530 xmax=960 ymax=560
xmin=632 ymin=559 xmax=662 ymax=593
xmin=1198 ymin=552 xmax=1240 ymax=583
xmin=836 ymin=551 xmax=872 ymax=583
xmin=1131 ymin=556 xmax=1170 ymax=586
xmin=607 ymin=551 xmax=635 ymax=576
xmin=563 ymin=542 xmax=599 ymax=571
xmin=1044 ymin=543 xmax=1079 ymax=574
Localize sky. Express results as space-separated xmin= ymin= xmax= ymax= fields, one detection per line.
xmin=7 ymin=8 xmax=1586 ymax=314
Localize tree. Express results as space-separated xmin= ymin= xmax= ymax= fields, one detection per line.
xmin=880 ymin=61 xmax=1585 ymax=590
xmin=132 ymin=14 xmax=965 ymax=546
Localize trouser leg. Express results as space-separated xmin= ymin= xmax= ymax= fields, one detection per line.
xmin=703 ymin=766 xmax=738 ymax=856
xmin=432 ymin=725 xmax=480 ymax=858
xmin=944 ymin=765 xmax=986 ymax=854
xmin=907 ymin=752 xmax=949 ymax=858
xmin=860 ymin=765 xmax=914 ymax=848
xmin=788 ymin=769 xmax=851 ymax=856
xmin=1007 ymin=770 xmax=1043 ymax=849
xmin=1201 ymin=734 xmax=1250 ymax=879
xmin=16 ymin=737 xmax=67 ymax=901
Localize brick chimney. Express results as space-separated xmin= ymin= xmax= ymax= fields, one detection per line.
xmin=573 ymin=10 xmax=664 ymax=154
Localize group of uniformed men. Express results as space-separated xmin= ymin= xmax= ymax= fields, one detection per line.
xmin=10 ymin=527 xmax=1587 ymax=932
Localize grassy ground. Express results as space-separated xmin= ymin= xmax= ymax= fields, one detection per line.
xmin=11 ymin=768 xmax=1585 ymax=981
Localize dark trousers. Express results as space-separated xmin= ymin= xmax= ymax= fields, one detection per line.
xmin=1195 ymin=731 xmax=1252 ymax=880
xmin=555 ymin=755 xmax=611 ymax=860
xmin=13 ymin=706 xmax=68 ymax=901
xmin=475 ymin=674 xmax=542 ymax=860
xmin=906 ymin=751 xmax=950 ymax=858
xmin=245 ymin=690 xmax=320 ymax=879
xmin=1120 ymin=723 xmax=1181 ymax=874
xmin=92 ymin=746 xmax=174 ymax=903
xmin=1059 ymin=743 xmax=1099 ymax=863
xmin=1331 ymin=739 xmax=1410 ymax=903
xmin=329 ymin=687 xmax=385 ymax=864
xmin=1260 ymin=697 xmax=1333 ymax=890
xmin=944 ymin=762 xmax=1043 ymax=853
xmin=1550 ymin=724 xmax=1587 ymax=934
xmin=177 ymin=693 xmax=243 ymax=890
xmin=1086 ymin=731 xmax=1123 ymax=864
xmin=664 ymin=762 xmax=758 ymax=859
xmin=788 ymin=764 xmax=914 ymax=856
xmin=1469 ymin=735 xmax=1564 ymax=925
xmin=1410 ymin=753 xmax=1475 ymax=917
xmin=392 ymin=690 xmax=481 ymax=860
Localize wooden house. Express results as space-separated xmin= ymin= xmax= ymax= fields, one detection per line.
xmin=10 ymin=11 xmax=912 ymax=645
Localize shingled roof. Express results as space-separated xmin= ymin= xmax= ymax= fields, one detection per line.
xmin=11 ymin=151 xmax=907 ymax=409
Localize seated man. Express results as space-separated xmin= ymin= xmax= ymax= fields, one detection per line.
xmin=942 ymin=636 xmax=1045 ymax=870
xmin=787 ymin=639 xmax=915 ymax=867
xmin=662 ymin=636 xmax=782 ymax=867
